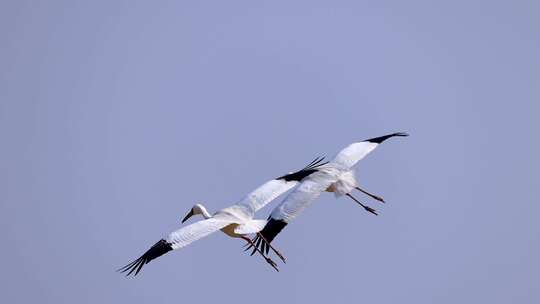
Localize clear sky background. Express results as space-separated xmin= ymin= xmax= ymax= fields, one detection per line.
xmin=1 ymin=1 xmax=539 ymax=303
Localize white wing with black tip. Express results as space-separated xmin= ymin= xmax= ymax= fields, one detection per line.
xmin=118 ymin=218 xmax=231 ymax=276
xmin=250 ymin=166 xmax=341 ymax=254
xmin=251 ymin=132 xmax=409 ymax=254
xmin=236 ymin=157 xmax=328 ymax=214
xmin=332 ymin=132 xmax=409 ymax=169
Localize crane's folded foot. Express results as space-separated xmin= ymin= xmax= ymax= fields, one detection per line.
xmin=355 ymin=186 xmax=385 ymax=203
xmin=263 ymin=247 xmax=287 ymax=264
xmin=364 ymin=206 xmax=378 ymax=215
xmin=256 ymin=232 xmax=287 ymax=264
xmin=273 ymin=250 xmax=286 ymax=264
xmin=372 ymin=195 xmax=385 ymax=204
xmin=346 ymin=193 xmax=378 ymax=216
xmin=266 ymin=257 xmax=279 ymax=272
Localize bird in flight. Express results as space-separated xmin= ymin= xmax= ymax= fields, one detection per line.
xmin=247 ymin=132 xmax=409 ymax=256
xmin=118 ymin=158 xmax=327 ymax=276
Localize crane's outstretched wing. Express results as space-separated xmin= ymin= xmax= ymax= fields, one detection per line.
xmin=249 ymin=167 xmax=341 ymax=254
xmin=236 ymin=157 xmax=328 ymax=214
xmin=332 ymin=132 xmax=408 ymax=169
xmin=118 ymin=218 xmax=231 ymax=276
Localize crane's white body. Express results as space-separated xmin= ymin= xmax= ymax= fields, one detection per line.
xmin=325 ymin=168 xmax=358 ymax=196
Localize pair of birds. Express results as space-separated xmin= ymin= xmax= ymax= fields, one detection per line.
xmin=119 ymin=132 xmax=408 ymax=275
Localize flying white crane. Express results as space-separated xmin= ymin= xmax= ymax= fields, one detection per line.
xmin=118 ymin=158 xmax=327 ymax=275
xmin=247 ymin=132 xmax=408 ymax=255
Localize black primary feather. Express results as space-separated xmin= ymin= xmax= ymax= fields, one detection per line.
xmin=276 ymin=156 xmax=328 ymax=182
xmin=118 ymin=239 xmax=173 ymax=276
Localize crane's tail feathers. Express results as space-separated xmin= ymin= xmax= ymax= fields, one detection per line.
xmin=118 ymin=239 xmax=173 ymax=277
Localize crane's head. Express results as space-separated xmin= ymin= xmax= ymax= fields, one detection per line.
xmin=181 ymin=203 xmax=206 ymax=223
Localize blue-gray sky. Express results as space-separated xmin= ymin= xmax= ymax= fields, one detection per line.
xmin=1 ymin=1 xmax=539 ymax=303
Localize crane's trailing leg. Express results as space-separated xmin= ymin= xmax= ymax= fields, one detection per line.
xmin=241 ymin=236 xmax=279 ymax=272
xmin=355 ymin=186 xmax=385 ymax=203
xmin=256 ymin=232 xmax=286 ymax=264
xmin=346 ymin=193 xmax=378 ymax=215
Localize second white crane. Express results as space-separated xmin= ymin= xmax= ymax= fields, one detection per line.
xmin=248 ymin=132 xmax=409 ymax=255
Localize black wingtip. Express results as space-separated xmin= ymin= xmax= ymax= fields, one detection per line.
xmin=276 ymin=156 xmax=328 ymax=182
xmin=118 ymin=239 xmax=173 ymax=277
xmin=365 ymin=132 xmax=409 ymax=144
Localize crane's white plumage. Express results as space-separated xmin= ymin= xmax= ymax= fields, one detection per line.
xmin=238 ymin=179 xmax=297 ymax=213
xmin=332 ymin=141 xmax=379 ymax=169
xmin=270 ymin=166 xmax=341 ymax=223
xmin=167 ymin=217 xmax=231 ymax=250
xmin=249 ymin=132 xmax=408 ymax=254
xmin=119 ymin=157 xmax=327 ymax=276
xmin=237 ymin=156 xmax=328 ymax=214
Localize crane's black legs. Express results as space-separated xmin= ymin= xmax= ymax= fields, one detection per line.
xmin=355 ymin=186 xmax=385 ymax=203
xmin=241 ymin=236 xmax=279 ymax=272
xmin=346 ymin=193 xmax=378 ymax=215
xmin=256 ymin=232 xmax=286 ymax=264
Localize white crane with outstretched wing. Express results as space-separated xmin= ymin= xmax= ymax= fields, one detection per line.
xmin=118 ymin=157 xmax=327 ymax=275
xmin=248 ymin=132 xmax=408 ymax=255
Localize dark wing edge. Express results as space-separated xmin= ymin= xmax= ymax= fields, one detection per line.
xmin=246 ymin=218 xmax=288 ymax=255
xmin=276 ymin=156 xmax=329 ymax=182
xmin=117 ymin=239 xmax=173 ymax=277
xmin=365 ymin=132 xmax=409 ymax=144
xmin=248 ymin=157 xmax=327 ymax=255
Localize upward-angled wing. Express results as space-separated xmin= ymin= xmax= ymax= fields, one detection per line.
xmin=250 ymin=166 xmax=341 ymax=254
xmin=332 ymin=132 xmax=408 ymax=169
xmin=236 ymin=157 xmax=328 ymax=214
xmin=118 ymin=218 xmax=231 ymax=276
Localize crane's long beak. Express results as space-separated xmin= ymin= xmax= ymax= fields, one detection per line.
xmin=181 ymin=209 xmax=194 ymax=223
